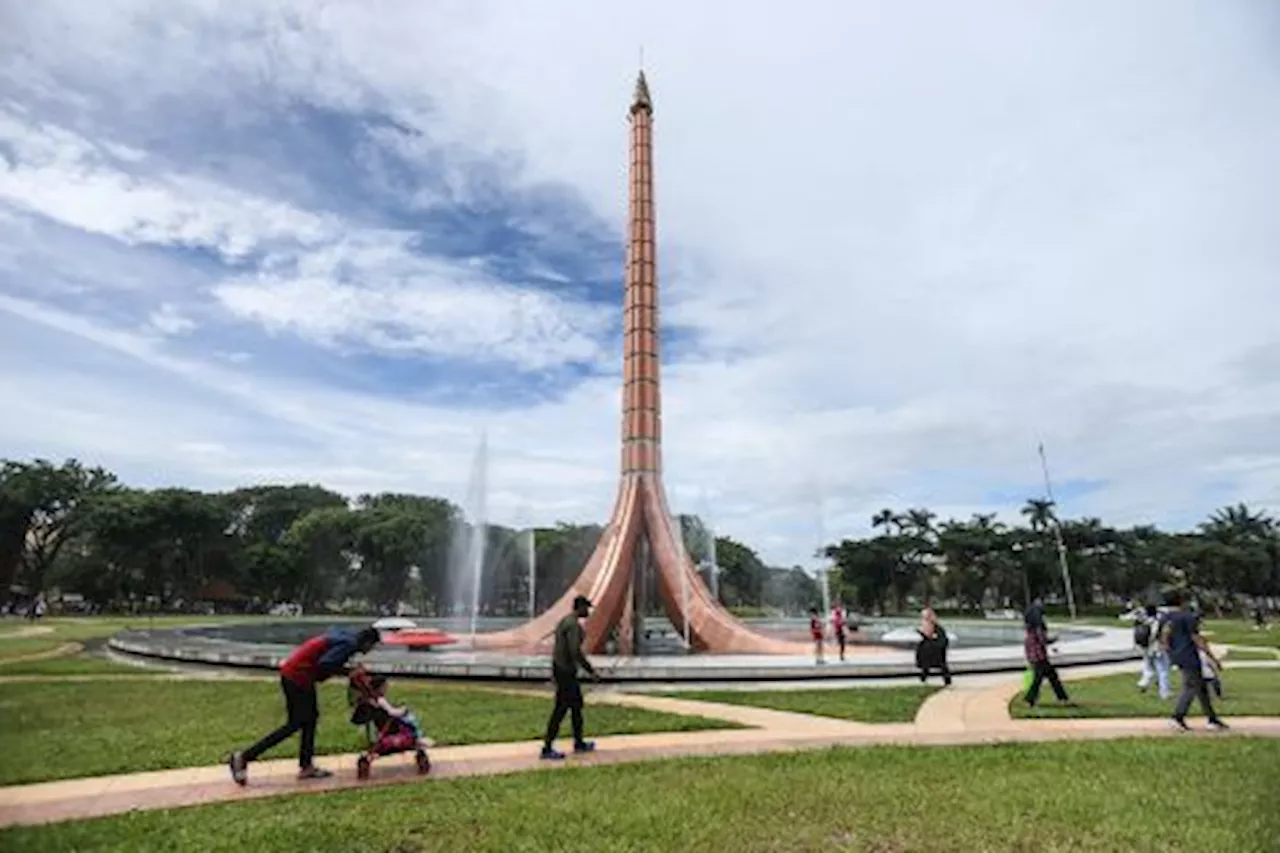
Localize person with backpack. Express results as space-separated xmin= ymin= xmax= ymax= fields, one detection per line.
xmin=1135 ymin=604 xmax=1170 ymax=699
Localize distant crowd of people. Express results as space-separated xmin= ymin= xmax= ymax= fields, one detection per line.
xmin=810 ymin=593 xmax=1232 ymax=731
xmin=226 ymin=589 xmax=1238 ymax=785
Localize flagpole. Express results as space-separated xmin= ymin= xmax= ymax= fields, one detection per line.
xmin=1038 ymin=442 xmax=1077 ymax=621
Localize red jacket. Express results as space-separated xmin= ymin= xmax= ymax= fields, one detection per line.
xmin=280 ymin=629 xmax=363 ymax=687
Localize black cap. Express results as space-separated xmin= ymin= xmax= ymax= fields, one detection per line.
xmin=573 ymin=595 xmax=592 ymax=610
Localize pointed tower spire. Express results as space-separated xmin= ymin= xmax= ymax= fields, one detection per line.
xmin=631 ymin=70 xmax=653 ymax=114
xmin=471 ymin=71 xmax=812 ymax=658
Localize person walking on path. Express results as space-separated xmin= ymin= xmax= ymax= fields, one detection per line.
xmin=228 ymin=625 xmax=381 ymax=785
xmin=1162 ymin=591 xmax=1228 ymax=732
xmin=915 ymin=607 xmax=952 ymax=686
xmin=1022 ymin=598 xmax=1070 ymax=708
xmin=831 ymin=602 xmax=848 ymax=662
xmin=541 ymin=595 xmax=599 ymax=760
xmin=1135 ymin=604 xmax=1171 ymax=699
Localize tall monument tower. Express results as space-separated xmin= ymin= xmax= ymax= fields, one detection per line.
xmin=475 ymin=73 xmax=804 ymax=656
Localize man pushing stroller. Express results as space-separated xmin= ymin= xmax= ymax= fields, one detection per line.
xmin=228 ymin=625 xmax=380 ymax=785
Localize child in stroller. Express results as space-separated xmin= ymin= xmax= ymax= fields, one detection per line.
xmin=347 ymin=667 xmax=432 ymax=779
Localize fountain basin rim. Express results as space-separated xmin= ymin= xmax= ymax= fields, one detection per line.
xmin=107 ymin=623 xmax=1140 ymax=683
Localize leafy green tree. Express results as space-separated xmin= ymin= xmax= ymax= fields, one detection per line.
xmin=352 ymin=493 xmax=456 ymax=613
xmin=715 ymin=536 xmax=768 ymax=607
xmin=0 ymin=459 xmax=117 ymax=601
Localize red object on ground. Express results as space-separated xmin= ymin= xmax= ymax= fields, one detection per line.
xmin=378 ymin=629 xmax=458 ymax=649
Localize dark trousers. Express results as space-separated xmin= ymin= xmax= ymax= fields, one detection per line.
xmin=544 ymin=669 xmax=584 ymax=746
xmin=1025 ymin=659 xmax=1069 ymax=705
xmin=919 ymin=664 xmax=952 ymax=686
xmin=1174 ymin=665 xmax=1220 ymax=721
xmin=244 ymin=677 xmax=319 ymax=768
xmin=835 ymin=628 xmax=847 ymax=660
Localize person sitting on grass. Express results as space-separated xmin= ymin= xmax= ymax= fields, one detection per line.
xmin=228 ymin=625 xmax=381 ymax=785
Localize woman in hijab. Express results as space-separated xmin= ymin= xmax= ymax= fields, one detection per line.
xmin=915 ymin=607 xmax=952 ymax=686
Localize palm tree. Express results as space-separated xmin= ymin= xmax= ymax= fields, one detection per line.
xmin=904 ymin=507 xmax=937 ymax=540
xmin=871 ymin=509 xmax=899 ymax=537
xmin=1020 ymin=498 xmax=1057 ymax=533
xmin=1202 ymin=503 xmax=1275 ymax=543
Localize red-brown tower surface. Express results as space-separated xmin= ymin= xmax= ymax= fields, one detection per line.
xmin=473 ymin=73 xmax=804 ymax=655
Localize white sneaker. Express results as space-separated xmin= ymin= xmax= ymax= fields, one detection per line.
xmin=1168 ymin=718 xmax=1191 ymax=733
xmin=1207 ymin=720 xmax=1229 ymax=733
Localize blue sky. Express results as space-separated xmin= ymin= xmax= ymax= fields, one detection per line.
xmin=2 ymin=1 xmax=1279 ymax=566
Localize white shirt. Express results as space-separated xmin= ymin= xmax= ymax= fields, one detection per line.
xmin=1198 ymin=649 xmax=1218 ymax=680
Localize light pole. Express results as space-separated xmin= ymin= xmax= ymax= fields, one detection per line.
xmin=1011 ymin=540 xmax=1030 ymax=608
xmin=1038 ymin=443 xmax=1077 ymax=621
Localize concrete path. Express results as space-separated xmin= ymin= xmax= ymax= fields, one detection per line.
xmin=0 ymin=642 xmax=83 ymax=666
xmin=3 ymin=666 xmax=1279 ymax=830
xmin=0 ymin=626 xmax=55 ymax=640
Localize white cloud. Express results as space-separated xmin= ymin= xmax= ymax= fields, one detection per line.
xmin=213 ymin=233 xmax=610 ymax=368
xmin=0 ymin=106 xmax=335 ymax=259
xmin=2 ymin=0 xmax=1279 ymax=565
xmin=147 ymin=304 xmax=196 ymax=337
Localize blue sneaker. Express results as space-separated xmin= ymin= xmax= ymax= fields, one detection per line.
xmin=540 ymin=746 xmax=565 ymax=760
xmin=573 ymin=740 xmax=596 ymax=754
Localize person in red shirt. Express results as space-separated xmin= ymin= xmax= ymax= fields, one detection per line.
xmin=830 ymin=602 xmax=848 ymax=662
xmin=228 ymin=626 xmax=380 ymax=785
xmin=809 ymin=607 xmax=825 ymax=664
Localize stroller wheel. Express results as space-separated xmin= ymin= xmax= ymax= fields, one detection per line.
xmin=356 ymin=755 xmax=371 ymax=781
xmin=415 ymin=749 xmax=431 ymax=775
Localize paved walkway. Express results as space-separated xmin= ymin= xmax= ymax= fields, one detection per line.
xmin=3 ymin=665 xmax=1279 ymax=830
xmin=0 ymin=626 xmax=55 ymax=640
xmin=0 ymin=642 xmax=83 ymax=666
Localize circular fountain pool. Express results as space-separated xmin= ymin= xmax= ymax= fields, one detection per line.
xmin=108 ymin=615 xmax=1138 ymax=683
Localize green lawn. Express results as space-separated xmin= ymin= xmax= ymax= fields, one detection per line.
xmin=1199 ymin=621 xmax=1280 ymax=648
xmin=0 ymin=638 xmax=68 ymax=661
xmin=1226 ymin=648 xmax=1280 ymax=661
xmin=670 ymin=684 xmax=937 ymax=724
xmin=1069 ymin=618 xmax=1280 ymax=649
xmin=3 ymin=739 xmax=1276 ymax=852
xmin=0 ymin=679 xmax=734 ymax=785
xmin=1 ymin=615 xmax=261 ymax=643
xmin=0 ymin=652 xmax=171 ymax=677
xmin=1013 ymin=667 xmax=1280 ymax=720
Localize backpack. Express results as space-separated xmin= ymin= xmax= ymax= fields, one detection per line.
xmin=1133 ymin=620 xmax=1152 ymax=648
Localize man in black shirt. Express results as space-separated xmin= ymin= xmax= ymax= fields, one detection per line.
xmin=541 ymin=595 xmax=599 ymax=760
xmin=1162 ymin=591 xmax=1227 ymax=732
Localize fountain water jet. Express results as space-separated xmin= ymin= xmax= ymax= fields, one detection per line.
xmin=446 ymin=431 xmax=490 ymax=648
xmin=526 ymin=527 xmax=537 ymax=618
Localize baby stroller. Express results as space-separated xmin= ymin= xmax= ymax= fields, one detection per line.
xmin=347 ymin=667 xmax=431 ymax=780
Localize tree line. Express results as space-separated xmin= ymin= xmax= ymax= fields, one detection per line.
xmin=0 ymin=458 xmax=814 ymax=616
xmin=5 ymin=457 xmax=1272 ymax=618
xmin=826 ymin=500 xmax=1279 ymax=616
